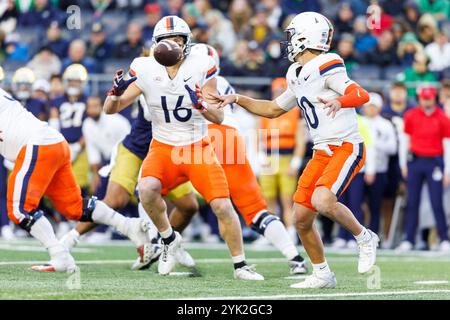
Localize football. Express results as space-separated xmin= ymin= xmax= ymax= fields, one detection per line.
xmin=153 ymin=39 xmax=183 ymax=67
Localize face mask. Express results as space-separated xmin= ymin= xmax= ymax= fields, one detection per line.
xmin=66 ymin=86 xmax=81 ymax=96
xmin=268 ymin=44 xmax=281 ymax=58
xmin=16 ymin=90 xmax=31 ymax=100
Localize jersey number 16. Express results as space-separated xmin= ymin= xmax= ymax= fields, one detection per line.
xmin=161 ymin=96 xmax=192 ymax=123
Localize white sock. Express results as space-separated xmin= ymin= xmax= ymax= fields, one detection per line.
xmin=232 ymin=254 xmax=246 ymax=264
xmin=263 ymin=219 xmax=299 ymax=260
xmin=287 ymin=225 xmax=298 ymax=240
xmin=91 ymin=200 xmax=129 ymax=236
xmin=70 ymin=229 xmax=80 ymax=239
xmin=160 ymin=226 xmax=174 ymax=239
xmin=29 ymin=216 xmax=65 ymax=256
xmin=312 ymin=260 xmax=331 ymax=275
xmin=354 ymin=227 xmax=371 ymax=243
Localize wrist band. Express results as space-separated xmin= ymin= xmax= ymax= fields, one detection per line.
xmin=110 ymin=95 xmax=119 ymax=101
xmin=235 ymin=94 xmax=239 ymax=104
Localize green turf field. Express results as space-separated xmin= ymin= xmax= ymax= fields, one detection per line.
xmin=0 ymin=239 xmax=449 ymax=300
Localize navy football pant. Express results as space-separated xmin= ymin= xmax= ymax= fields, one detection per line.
xmin=367 ymin=173 xmax=388 ymax=234
xmin=405 ymin=157 xmax=449 ymax=244
xmin=0 ymin=156 xmax=7 ymax=228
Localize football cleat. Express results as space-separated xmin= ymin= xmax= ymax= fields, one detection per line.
xmin=331 ymin=238 xmax=347 ymax=249
xmin=126 ymin=218 xmax=152 ymax=248
xmin=357 ymin=229 xmax=379 ymax=274
xmin=158 ymin=231 xmax=183 ymax=275
xmin=289 ymin=260 xmax=308 ymax=275
xmin=290 ymin=272 xmax=336 ymax=289
xmin=175 ymin=242 xmax=196 ymax=268
xmin=131 ymin=241 xmax=162 ymax=270
xmin=31 ymin=252 xmax=77 ymax=273
xmin=346 ymin=239 xmax=358 ymax=250
xmin=396 ymin=240 xmax=413 ymax=252
xmin=234 ymin=265 xmax=264 ymax=281
xmin=439 ymin=240 xmax=450 ymax=252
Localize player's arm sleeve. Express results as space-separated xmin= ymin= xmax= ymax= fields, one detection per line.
xmin=274 ymin=87 xmax=298 ymax=111
xmin=325 ymin=71 xmax=369 ymax=108
xmin=82 ymin=123 xmax=101 ymax=165
xmin=129 ymin=58 xmax=145 ymax=91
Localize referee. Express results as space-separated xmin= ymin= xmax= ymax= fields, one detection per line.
xmin=398 ymin=87 xmax=450 ymax=251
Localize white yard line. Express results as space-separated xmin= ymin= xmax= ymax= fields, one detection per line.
xmin=0 ymin=244 xmax=95 ymax=253
xmin=2 ymin=239 xmax=450 ymax=258
xmin=2 ymin=255 xmax=450 ymax=267
xmin=177 ymin=289 xmax=450 ymax=300
xmin=414 ymin=280 xmax=449 ymax=285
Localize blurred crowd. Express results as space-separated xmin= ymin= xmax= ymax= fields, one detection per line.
xmin=0 ymin=0 xmax=450 ymax=251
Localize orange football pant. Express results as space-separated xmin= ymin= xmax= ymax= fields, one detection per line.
xmin=7 ymin=141 xmax=83 ymax=224
xmin=208 ymin=124 xmax=267 ymax=225
xmin=294 ymin=142 xmax=365 ymax=211
xmin=140 ymin=137 xmax=230 ymax=203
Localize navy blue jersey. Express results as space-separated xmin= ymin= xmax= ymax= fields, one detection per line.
xmin=51 ymin=95 xmax=87 ymax=143
xmin=122 ymin=102 xmax=152 ymax=160
xmin=24 ymin=98 xmax=48 ymax=120
xmin=381 ymin=103 xmax=413 ymax=118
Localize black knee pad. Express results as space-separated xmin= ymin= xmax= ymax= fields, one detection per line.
xmin=18 ymin=209 xmax=44 ymax=232
xmin=80 ymin=196 xmax=97 ymax=222
xmin=250 ymin=211 xmax=281 ymax=236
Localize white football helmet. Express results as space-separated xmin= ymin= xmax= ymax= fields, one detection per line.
xmin=62 ymin=64 xmax=88 ymax=97
xmin=152 ymin=16 xmax=193 ymax=56
xmin=284 ymin=12 xmax=334 ymax=62
xmin=12 ymin=67 xmax=36 ymax=100
xmin=190 ymin=43 xmax=220 ymax=72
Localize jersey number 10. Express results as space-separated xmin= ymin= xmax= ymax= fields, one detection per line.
xmin=298 ymin=96 xmax=319 ymax=129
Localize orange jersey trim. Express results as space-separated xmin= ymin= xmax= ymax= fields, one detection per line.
xmin=206 ymin=66 xmax=218 ymax=79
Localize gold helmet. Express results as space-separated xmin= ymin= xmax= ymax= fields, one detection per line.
xmin=12 ymin=67 xmax=36 ymax=100
xmin=62 ymin=64 xmax=88 ymax=96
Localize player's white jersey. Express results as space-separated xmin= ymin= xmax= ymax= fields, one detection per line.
xmin=0 ymin=88 xmax=63 ymax=162
xmin=277 ymin=53 xmax=363 ymax=151
xmin=130 ymin=53 xmax=218 ymax=146
xmin=82 ymin=113 xmax=131 ymax=165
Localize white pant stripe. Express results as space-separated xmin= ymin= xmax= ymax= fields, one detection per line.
xmin=12 ymin=144 xmax=34 ymax=221
xmin=330 ymin=143 xmax=359 ymax=195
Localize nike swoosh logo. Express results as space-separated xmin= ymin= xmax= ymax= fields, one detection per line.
xmin=304 ymin=75 xmax=310 ymax=81
xmin=184 ymin=76 xmax=192 ymax=82
xmin=345 ymin=80 xmax=350 ymax=84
